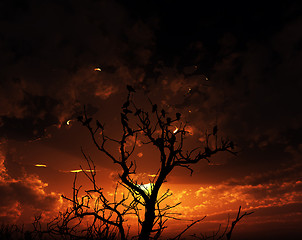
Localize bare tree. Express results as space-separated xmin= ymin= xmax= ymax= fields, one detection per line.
xmin=33 ymin=86 xmax=249 ymax=240
xmin=66 ymin=86 xmax=239 ymax=240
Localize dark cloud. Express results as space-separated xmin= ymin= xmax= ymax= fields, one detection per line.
xmin=150 ymin=12 xmax=302 ymax=170
xmin=0 ymin=148 xmax=61 ymax=223
xmin=1 ymin=0 xmax=301 ymax=149
xmin=232 ymin=164 xmax=302 ymax=187
xmin=0 ymin=1 xmax=301 ymax=235
xmin=0 ymin=0 xmax=155 ymax=141
xmin=0 ymin=179 xmax=58 ymax=211
xmin=0 ymin=93 xmax=60 ymax=141
xmin=214 ymin=16 xmax=302 ymax=145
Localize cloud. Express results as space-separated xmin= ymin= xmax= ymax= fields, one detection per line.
xmin=0 ymin=0 xmax=155 ymax=142
xmin=159 ymin=160 xmax=302 ymax=226
xmin=145 ymin=14 xmax=302 ymax=155
xmin=0 ymin=148 xmax=62 ymax=224
xmin=0 ymin=2 xmax=301 ymax=237
xmin=0 ymin=92 xmax=61 ymax=141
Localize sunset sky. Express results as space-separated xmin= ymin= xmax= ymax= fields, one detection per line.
xmin=0 ymin=1 xmax=302 ymax=239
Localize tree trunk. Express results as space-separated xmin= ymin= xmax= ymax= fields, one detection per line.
xmin=138 ymin=201 xmax=156 ymax=240
xmin=119 ymin=225 xmax=126 ymax=240
xmin=138 ymin=167 xmax=172 ymax=239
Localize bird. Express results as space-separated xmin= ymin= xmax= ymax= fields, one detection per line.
xmin=205 ymin=147 xmax=211 ymax=154
xmin=122 ymin=100 xmax=130 ymax=109
xmin=134 ymin=109 xmax=142 ymax=116
xmin=166 ymin=117 xmax=171 ymax=125
xmin=176 ymin=112 xmax=181 ymax=120
xmin=213 ymin=125 xmax=218 ymax=135
xmin=127 ymin=127 xmax=133 ymax=136
xmin=155 ymin=138 xmax=164 ymax=146
xmin=127 ymin=85 xmax=135 ymax=92
xmin=96 ymin=120 xmax=104 ymax=129
xmin=161 ymin=109 xmax=166 ymax=117
xmin=152 ymin=104 xmax=157 ymax=113
xmin=170 ymin=134 xmax=176 ymax=143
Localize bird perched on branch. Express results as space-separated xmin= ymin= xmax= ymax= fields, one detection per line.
xmin=127 ymin=85 xmax=135 ymax=92
xmin=161 ymin=109 xmax=166 ymax=117
xmin=152 ymin=104 xmax=157 ymax=113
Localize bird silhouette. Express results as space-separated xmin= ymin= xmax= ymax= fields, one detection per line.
xmin=127 ymin=85 xmax=135 ymax=92
xmin=134 ymin=109 xmax=142 ymax=116
xmin=213 ymin=125 xmax=218 ymax=135
xmin=166 ymin=117 xmax=171 ymax=125
xmin=152 ymin=104 xmax=157 ymax=113
xmin=127 ymin=127 xmax=133 ymax=136
xmin=96 ymin=120 xmax=104 ymax=129
xmin=122 ymin=100 xmax=130 ymax=109
xmin=161 ymin=109 xmax=166 ymax=117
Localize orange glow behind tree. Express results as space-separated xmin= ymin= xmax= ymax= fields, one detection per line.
xmin=35 ymin=86 xmax=251 ymax=240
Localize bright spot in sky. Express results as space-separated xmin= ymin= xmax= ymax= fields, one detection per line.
xmin=148 ymin=174 xmax=157 ymax=178
xmin=173 ymin=127 xmax=179 ymax=134
xmin=201 ymin=74 xmax=209 ymax=81
xmin=94 ymin=67 xmax=102 ymax=72
xmin=138 ymin=183 xmax=153 ymax=192
xmin=66 ymin=120 xmax=71 ymax=125
xmin=70 ymin=169 xmax=94 ymax=173
xmin=35 ymin=164 xmax=47 ymax=168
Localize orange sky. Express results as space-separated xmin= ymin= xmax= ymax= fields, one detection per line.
xmin=0 ymin=1 xmax=302 ymax=239
xmin=1 ymin=101 xmax=301 ymax=239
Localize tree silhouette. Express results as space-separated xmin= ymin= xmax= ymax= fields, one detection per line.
xmin=39 ymin=86 xmax=251 ymax=240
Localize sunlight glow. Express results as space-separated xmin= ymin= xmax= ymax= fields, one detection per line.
xmin=35 ymin=164 xmax=47 ymax=167
xmin=137 ymin=183 xmax=153 ymax=192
